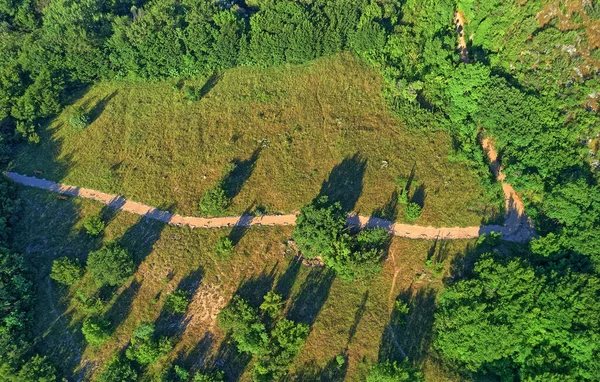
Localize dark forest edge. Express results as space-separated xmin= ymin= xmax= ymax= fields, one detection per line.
xmin=1 ymin=0 xmax=600 ymax=380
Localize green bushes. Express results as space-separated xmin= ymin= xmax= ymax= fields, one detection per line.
xmin=69 ymin=106 xmax=90 ymax=129
xmin=217 ymin=292 xmax=309 ymax=380
xmin=50 ymin=257 xmax=83 ymax=285
xmin=367 ymin=360 xmax=423 ymax=382
xmin=82 ymin=215 xmax=105 ymax=236
xmin=86 ymin=242 xmax=135 ymax=286
xmin=97 ymin=355 xmax=137 ymax=382
xmin=214 ymin=235 xmax=234 ymax=257
xmin=82 ymin=317 xmax=110 ymax=346
xmin=404 ymin=202 xmax=422 ymax=222
xmin=293 ymin=196 xmax=389 ymax=280
xmin=125 ymin=323 xmax=173 ymax=365
xmin=198 ymin=181 xmax=229 ymax=216
xmin=0 ymin=355 xmax=57 ymax=382
xmin=164 ymin=290 xmax=190 ymax=315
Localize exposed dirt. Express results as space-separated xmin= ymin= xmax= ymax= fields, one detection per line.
xmin=4 ymin=162 xmax=534 ymax=242
xmin=455 ymin=10 xmax=469 ymax=63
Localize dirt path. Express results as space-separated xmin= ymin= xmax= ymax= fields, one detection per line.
xmin=4 ymin=168 xmax=533 ymax=242
xmin=455 ymin=10 xmax=469 ymax=63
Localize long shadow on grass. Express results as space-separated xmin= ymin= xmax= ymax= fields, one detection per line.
xmin=210 ymin=333 xmax=253 ymax=381
xmin=155 ymin=268 xmax=205 ymax=338
xmin=169 ymin=332 xmax=215 ymax=378
xmin=223 ymin=147 xmax=262 ymax=202
xmin=318 ymin=153 xmax=366 ymax=213
xmin=234 ymin=265 xmax=277 ymax=307
xmin=119 ymin=216 xmax=167 ymax=265
xmin=82 ymin=90 xmax=118 ymax=125
xmin=286 ymin=356 xmax=348 ymax=382
xmin=371 ymin=190 xmax=399 ymax=222
xmin=274 ymin=259 xmax=302 ymax=300
xmin=287 ymin=267 xmax=335 ymax=326
xmin=347 ymin=291 xmax=369 ymax=346
xmin=378 ymin=287 xmax=437 ymax=363
xmin=102 ymin=280 xmax=142 ymax=335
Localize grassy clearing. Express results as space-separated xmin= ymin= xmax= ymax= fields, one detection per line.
xmin=13 ymin=186 xmax=474 ymax=381
xmin=10 ymin=53 xmax=502 ymax=227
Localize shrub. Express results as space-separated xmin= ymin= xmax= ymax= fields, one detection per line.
xmin=193 ymin=371 xmax=225 ymax=382
xmin=82 ymin=316 xmax=110 ymax=346
xmin=50 ymin=257 xmax=84 ymax=285
xmin=293 ymin=196 xmax=346 ymax=259
xmin=198 ymin=182 xmax=229 ymax=216
xmin=73 ymin=290 xmax=104 ymax=314
xmin=404 ymin=202 xmax=422 ymax=221
xmin=217 ymin=296 xmax=267 ymax=355
xmin=173 ymin=365 xmax=189 ymax=380
xmin=259 ymin=291 xmax=284 ymax=319
xmin=97 ymin=355 xmax=137 ymax=382
xmin=164 ymin=290 xmax=190 ymax=314
xmin=87 ymin=242 xmax=135 ymax=286
xmin=126 ymin=322 xmax=173 ymax=365
xmin=215 ymin=235 xmax=234 ymax=257
xmin=367 ymin=360 xmax=423 ymax=382
xmin=82 ymin=215 xmax=105 ymax=236
xmin=69 ymin=106 xmax=90 ymax=129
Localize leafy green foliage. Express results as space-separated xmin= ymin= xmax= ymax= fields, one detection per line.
xmin=434 ymin=253 xmax=600 ymax=380
xmin=125 ymin=322 xmax=173 ymax=365
xmin=82 ymin=316 xmax=110 ymax=346
xmin=215 ymin=235 xmax=234 ymax=257
xmin=50 ymin=256 xmax=83 ymax=285
xmin=164 ymin=289 xmax=190 ymax=315
xmin=404 ymin=202 xmax=422 ymax=222
xmin=367 ymin=360 xmax=423 ymax=382
xmin=259 ymin=291 xmax=284 ymax=319
xmin=97 ymin=355 xmax=138 ymax=382
xmin=217 ymin=296 xmax=267 ymax=355
xmin=254 ymin=319 xmax=310 ymax=381
xmin=293 ymin=196 xmax=346 ymax=259
xmin=69 ymin=106 xmax=89 ymax=129
xmin=86 ymin=242 xmax=135 ymax=286
xmin=82 ymin=215 xmax=105 ymax=236
xmin=73 ymin=290 xmax=104 ymax=314
xmin=193 ymin=370 xmax=225 ymax=382
xmin=198 ymin=181 xmax=229 ymax=216
xmin=0 ymin=355 xmax=57 ymax=382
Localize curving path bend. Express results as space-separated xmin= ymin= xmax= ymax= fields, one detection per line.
xmin=4 ymin=171 xmax=534 ymax=242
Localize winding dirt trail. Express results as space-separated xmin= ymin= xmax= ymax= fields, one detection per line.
xmin=5 ymin=165 xmax=533 ymax=241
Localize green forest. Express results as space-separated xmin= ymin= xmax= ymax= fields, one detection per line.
xmin=1 ymin=0 xmax=599 ymax=380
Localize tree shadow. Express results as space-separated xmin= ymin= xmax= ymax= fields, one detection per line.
xmin=378 ymin=287 xmax=437 ymax=363
xmin=223 ymin=147 xmax=262 ymax=201
xmin=347 ymin=291 xmax=369 ymax=346
xmin=274 ymin=259 xmax=302 ymax=301
xmin=209 ymin=333 xmax=253 ymax=381
xmin=370 ymin=189 xmax=399 ymax=222
xmin=427 ymin=238 xmax=451 ymax=264
xmin=227 ymin=207 xmax=255 ymax=246
xmin=199 ymin=72 xmax=222 ymax=99
xmin=233 ymin=265 xmax=277 ymax=307
xmin=167 ymin=332 xmax=215 ymax=379
xmin=82 ymin=90 xmax=118 ymax=125
xmin=119 ymin=216 xmax=167 ymax=265
xmin=155 ymin=268 xmax=205 ymax=338
xmin=318 ymin=153 xmax=367 ymax=213
xmin=409 ymin=183 xmax=426 ymax=208
xmin=286 ymin=356 xmax=348 ymax=382
xmin=102 ymin=280 xmax=142 ymax=334
xmin=287 ymin=267 xmax=335 ymax=326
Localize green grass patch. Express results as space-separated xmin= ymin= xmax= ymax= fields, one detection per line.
xmin=10 ymin=53 xmax=502 ymax=227
xmin=13 ymin=186 xmax=472 ymax=381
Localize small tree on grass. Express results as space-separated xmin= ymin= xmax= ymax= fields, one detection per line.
xmin=82 ymin=316 xmax=110 ymax=346
xmin=83 ymin=215 xmax=105 ymax=237
xmin=50 ymin=257 xmax=84 ymax=285
xmin=125 ymin=323 xmax=173 ymax=365
xmin=217 ymin=296 xmax=268 ymax=355
xmin=193 ymin=371 xmax=225 ymax=382
xmin=404 ymin=202 xmax=422 ymax=221
xmin=97 ymin=355 xmax=137 ymax=382
xmin=87 ymin=242 xmax=135 ymax=287
xmin=259 ymin=291 xmax=284 ymax=319
xmin=70 ymin=106 xmax=90 ymax=129
xmin=199 ymin=181 xmax=229 ymax=216
xmin=164 ymin=289 xmax=190 ymax=314
xmin=397 ymin=176 xmax=409 ymax=205
xmin=367 ymin=360 xmax=423 ymax=382
xmin=293 ymin=196 xmax=346 ymax=259
xmin=215 ymin=235 xmax=234 ymax=257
